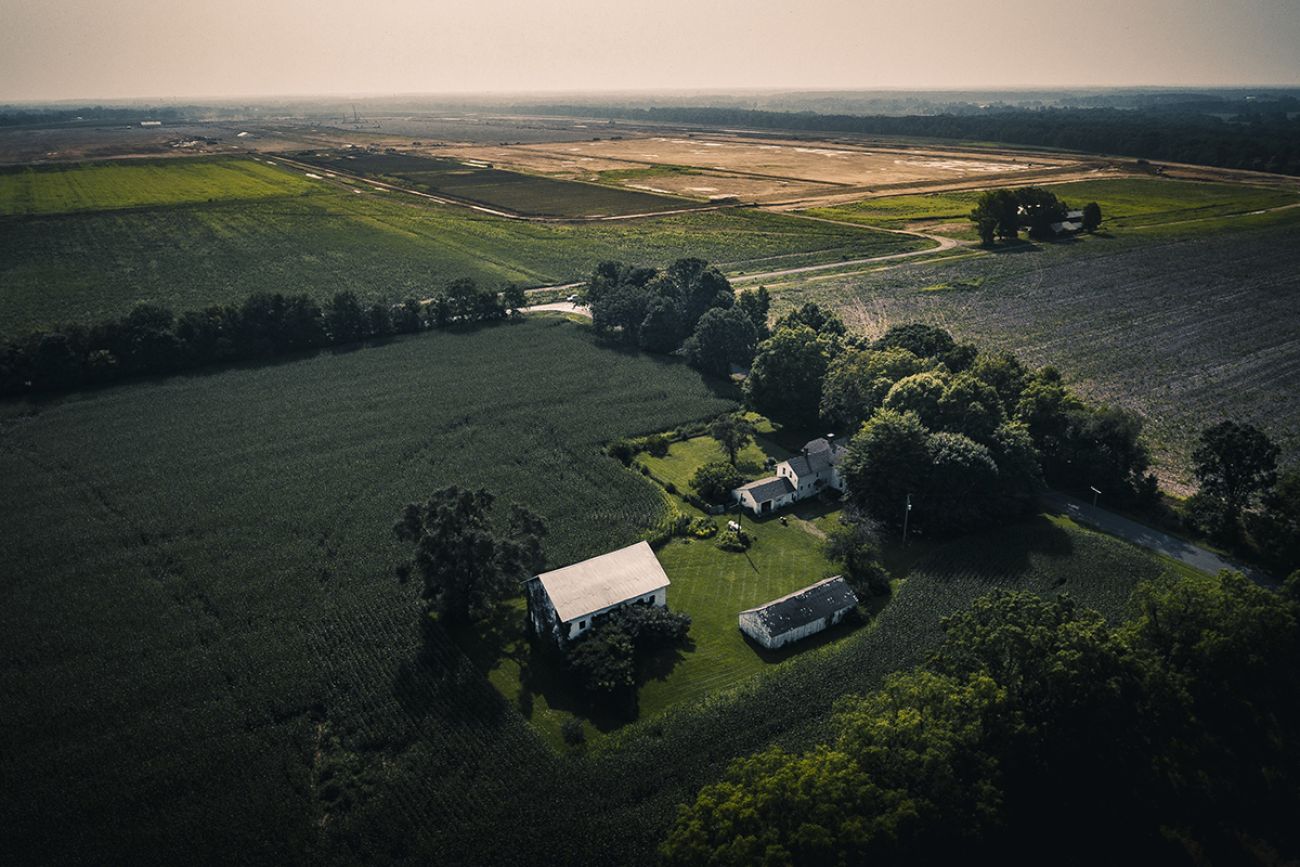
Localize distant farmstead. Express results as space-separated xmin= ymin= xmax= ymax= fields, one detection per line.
xmin=739 ymin=576 xmax=858 ymax=649
xmin=733 ymin=437 xmax=846 ymax=515
xmin=525 ymin=541 xmax=670 ymax=644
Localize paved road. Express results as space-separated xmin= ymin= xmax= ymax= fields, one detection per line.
xmin=1043 ymin=492 xmax=1273 ymax=585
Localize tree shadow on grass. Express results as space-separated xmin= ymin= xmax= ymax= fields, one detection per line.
xmin=987 ymin=238 xmax=1043 ymax=254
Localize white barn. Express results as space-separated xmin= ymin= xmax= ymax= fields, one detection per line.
xmin=733 ymin=437 xmax=847 ymax=516
xmin=524 ymin=541 xmax=670 ymax=644
xmin=738 ymin=576 xmax=858 ymax=649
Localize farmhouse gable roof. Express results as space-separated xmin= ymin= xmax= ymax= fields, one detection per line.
xmin=737 ymin=475 xmax=795 ymax=503
xmin=533 ymin=541 xmax=670 ymax=623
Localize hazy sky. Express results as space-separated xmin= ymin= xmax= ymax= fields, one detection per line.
xmin=2 ymin=0 xmax=1298 ymax=101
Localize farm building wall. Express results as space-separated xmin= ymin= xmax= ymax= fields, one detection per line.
xmin=561 ymin=587 xmax=668 ymax=641
xmin=738 ymin=605 xmax=851 ymax=649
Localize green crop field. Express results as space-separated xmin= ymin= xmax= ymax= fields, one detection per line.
xmin=0 ymin=317 xmax=735 ymax=865
xmin=1 ymin=313 xmax=1190 ymax=866
xmin=804 ymin=176 xmax=1300 ymax=234
xmin=0 ymin=157 xmax=319 ymax=215
xmin=295 ymin=150 xmax=697 ymax=217
xmin=776 ymin=210 xmax=1300 ymax=487
xmin=0 ymin=156 xmax=923 ymax=336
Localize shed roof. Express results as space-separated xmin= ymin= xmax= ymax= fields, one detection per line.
xmin=741 ymin=576 xmax=858 ymax=636
xmin=737 ymin=475 xmax=795 ymax=503
xmin=533 ymin=540 xmax=669 ymax=623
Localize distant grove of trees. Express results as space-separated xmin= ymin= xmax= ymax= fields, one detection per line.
xmin=968 ymin=186 xmax=1101 ymax=244
xmin=531 ymin=104 xmax=1300 ymax=175
xmin=0 ymin=279 xmax=528 ymax=398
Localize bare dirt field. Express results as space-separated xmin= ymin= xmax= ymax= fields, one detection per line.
xmin=442 ymin=133 xmax=1096 ymax=205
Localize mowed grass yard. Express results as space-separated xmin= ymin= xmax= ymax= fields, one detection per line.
xmin=803 ymin=176 xmax=1300 ymax=235
xmin=473 ymin=426 xmax=843 ymax=746
xmin=0 ymin=156 xmax=923 ymax=336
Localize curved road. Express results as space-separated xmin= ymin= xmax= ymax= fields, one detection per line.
xmin=1044 ymin=492 xmax=1273 ymax=586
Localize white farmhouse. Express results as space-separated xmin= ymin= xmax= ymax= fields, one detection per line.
xmin=738 ymin=576 xmax=858 ymax=649
xmin=733 ymin=437 xmax=846 ymax=516
xmin=524 ymin=540 xmax=670 ymax=644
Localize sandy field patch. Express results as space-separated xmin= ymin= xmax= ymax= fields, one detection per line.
xmin=441 ymin=133 xmax=1090 ymax=205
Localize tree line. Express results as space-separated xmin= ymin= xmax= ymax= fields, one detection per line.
xmin=530 ymin=104 xmax=1300 ymax=176
xmin=662 ymin=571 xmax=1300 ymax=865
xmin=0 ymin=279 xmax=528 ymax=398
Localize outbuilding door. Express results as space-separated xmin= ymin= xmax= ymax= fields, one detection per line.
xmin=761 ymin=500 xmax=771 ymax=514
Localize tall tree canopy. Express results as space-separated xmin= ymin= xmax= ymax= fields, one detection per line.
xmin=393 ymin=486 xmax=546 ymax=624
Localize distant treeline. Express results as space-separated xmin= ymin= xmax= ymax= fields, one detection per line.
xmin=0 ymin=106 xmax=187 ymax=127
xmin=0 ymin=280 xmax=525 ymax=398
xmin=530 ymin=105 xmax=1300 ymax=176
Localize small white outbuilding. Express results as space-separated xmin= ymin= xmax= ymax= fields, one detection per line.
xmin=739 ymin=576 xmax=858 ymax=649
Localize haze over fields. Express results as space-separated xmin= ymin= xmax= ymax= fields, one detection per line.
xmin=2 ymin=0 xmax=1299 ymax=101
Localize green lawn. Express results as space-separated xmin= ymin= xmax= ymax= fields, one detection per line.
xmin=640 ymin=500 xmax=846 ymax=718
xmin=803 ymin=177 xmax=1300 ymax=236
xmin=468 ymin=420 xmax=854 ymax=746
xmin=635 ymin=424 xmax=791 ymax=492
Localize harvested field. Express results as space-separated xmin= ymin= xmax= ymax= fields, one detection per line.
xmin=778 ymin=211 xmax=1300 ymax=488
xmin=445 ymin=133 xmax=1090 ymax=204
xmin=293 ymin=150 xmax=696 ymax=217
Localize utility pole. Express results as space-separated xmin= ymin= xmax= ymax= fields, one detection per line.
xmin=902 ymin=493 xmax=912 ymax=546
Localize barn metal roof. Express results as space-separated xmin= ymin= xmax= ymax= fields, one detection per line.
xmin=533 ymin=540 xmax=670 ymax=623
xmin=741 ymin=576 xmax=857 ymax=636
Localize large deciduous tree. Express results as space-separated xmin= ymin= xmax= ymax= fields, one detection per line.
xmin=744 ymin=325 xmax=839 ymax=427
xmin=393 ymin=486 xmax=546 ymax=624
xmin=708 ymin=412 xmax=757 ymax=466
xmin=820 ymin=346 xmax=932 ymax=429
xmin=1193 ymin=420 xmax=1279 ymax=517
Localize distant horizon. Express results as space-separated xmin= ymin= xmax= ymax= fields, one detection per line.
xmin=6 ymin=82 xmax=1300 ymax=109
xmin=3 ymin=0 xmax=1297 ymax=103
